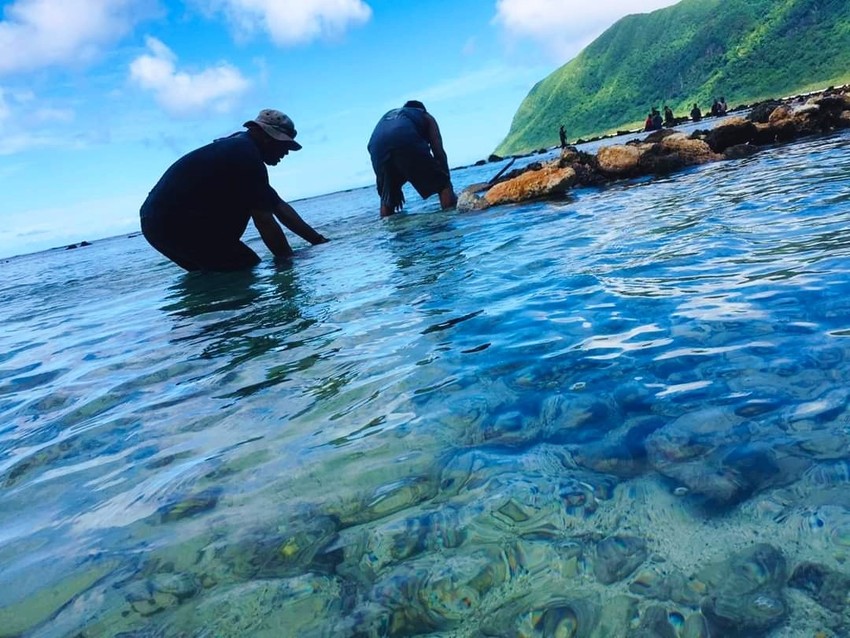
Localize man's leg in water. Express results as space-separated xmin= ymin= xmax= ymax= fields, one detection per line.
xmin=141 ymin=217 xmax=260 ymax=271
xmin=198 ymin=240 xmax=261 ymax=271
xmin=400 ymin=149 xmax=456 ymax=211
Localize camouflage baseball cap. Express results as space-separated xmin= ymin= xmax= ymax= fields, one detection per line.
xmin=244 ymin=109 xmax=302 ymax=150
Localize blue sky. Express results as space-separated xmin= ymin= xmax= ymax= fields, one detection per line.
xmin=0 ymin=0 xmax=678 ymax=258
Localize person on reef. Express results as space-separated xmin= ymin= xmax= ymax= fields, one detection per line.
xmin=140 ymin=109 xmax=328 ymax=272
xmin=690 ymin=103 xmax=702 ymax=122
xmin=651 ymin=108 xmax=663 ymax=130
xmin=367 ymin=100 xmax=457 ymax=217
xmin=644 ymin=112 xmax=654 ymax=132
xmin=710 ymin=98 xmax=721 ymax=116
xmin=559 ymin=124 xmax=568 ymax=148
xmin=663 ymin=105 xmax=675 ymax=127
xmin=719 ymin=97 xmax=728 ymax=115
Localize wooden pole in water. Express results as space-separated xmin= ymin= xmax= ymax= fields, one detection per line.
xmin=487 ymin=157 xmax=516 ymax=185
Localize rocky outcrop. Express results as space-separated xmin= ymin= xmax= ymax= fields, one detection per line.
xmin=483 ymin=164 xmax=576 ymax=206
xmin=459 ymin=87 xmax=850 ymax=212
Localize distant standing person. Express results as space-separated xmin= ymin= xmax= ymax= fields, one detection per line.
xmin=711 ymin=98 xmax=721 ymax=116
xmin=690 ymin=103 xmax=702 ymax=122
xmin=140 ymin=109 xmax=328 ymax=271
xmin=559 ymin=125 xmax=568 ymax=148
xmin=367 ymin=100 xmax=457 ymax=217
xmin=651 ymin=108 xmax=663 ymax=130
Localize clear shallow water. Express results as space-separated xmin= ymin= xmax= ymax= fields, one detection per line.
xmin=2 ymin=131 xmax=850 ymax=637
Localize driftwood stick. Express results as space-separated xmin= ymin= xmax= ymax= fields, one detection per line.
xmin=487 ymin=157 xmax=517 ymax=185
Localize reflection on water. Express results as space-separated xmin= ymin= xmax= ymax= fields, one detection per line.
xmin=1 ymin=132 xmax=850 ymax=636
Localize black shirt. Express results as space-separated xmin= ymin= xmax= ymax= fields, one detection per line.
xmin=367 ymin=107 xmax=431 ymax=166
xmin=140 ymin=132 xmax=279 ymax=241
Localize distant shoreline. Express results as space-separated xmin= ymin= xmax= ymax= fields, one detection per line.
xmin=457 ymin=83 xmax=850 ymax=172
xmin=457 ymin=83 xmax=850 ymax=211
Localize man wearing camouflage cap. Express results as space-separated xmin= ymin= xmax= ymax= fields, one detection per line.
xmin=140 ymin=109 xmax=328 ymax=271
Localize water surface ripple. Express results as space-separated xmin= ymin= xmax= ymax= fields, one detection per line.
xmin=2 ymin=132 xmax=850 ymax=636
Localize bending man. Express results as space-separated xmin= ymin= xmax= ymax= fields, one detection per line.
xmin=367 ymin=100 xmax=457 ymax=217
xmin=140 ymin=109 xmax=328 ymax=272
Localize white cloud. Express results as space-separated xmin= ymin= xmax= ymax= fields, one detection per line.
xmin=199 ymin=0 xmax=372 ymax=46
xmin=494 ymin=0 xmax=680 ymax=61
xmin=0 ymin=87 xmax=77 ymax=153
xmin=129 ymin=36 xmax=250 ymax=116
xmin=0 ymin=0 xmax=153 ymax=75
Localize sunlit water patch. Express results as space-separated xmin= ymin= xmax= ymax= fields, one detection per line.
xmin=2 ymin=131 xmax=850 ymax=636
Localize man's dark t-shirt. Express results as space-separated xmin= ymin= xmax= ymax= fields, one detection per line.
xmin=141 ymin=132 xmax=279 ymax=242
xmin=367 ymin=107 xmax=449 ymax=211
xmin=367 ymin=107 xmax=432 ymax=167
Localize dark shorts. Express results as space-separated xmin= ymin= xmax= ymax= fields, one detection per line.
xmin=141 ymin=216 xmax=260 ymax=272
xmin=374 ymin=148 xmax=450 ymax=211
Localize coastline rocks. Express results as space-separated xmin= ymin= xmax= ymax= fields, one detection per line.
xmin=768 ymin=104 xmax=794 ymax=125
xmin=657 ymin=133 xmax=719 ymax=164
xmin=747 ymin=100 xmax=783 ymax=123
xmin=456 ymin=188 xmax=491 ymax=211
xmin=597 ymin=144 xmax=641 ymax=176
xmin=703 ymin=117 xmax=758 ymax=153
xmin=460 ymin=87 xmax=850 ymax=212
xmin=484 ymin=164 xmax=576 ymax=206
xmin=636 ymin=134 xmax=721 ymax=174
xmin=459 ymin=164 xmax=577 ymax=210
xmin=723 ymin=143 xmax=759 ymax=160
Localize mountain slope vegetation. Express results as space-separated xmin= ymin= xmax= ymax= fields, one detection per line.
xmin=495 ymin=0 xmax=850 ymax=155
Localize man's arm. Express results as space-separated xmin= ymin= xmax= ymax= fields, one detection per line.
xmin=252 ymin=210 xmax=294 ymax=259
xmin=273 ymin=199 xmax=328 ymax=245
xmin=424 ymin=113 xmax=450 ymax=174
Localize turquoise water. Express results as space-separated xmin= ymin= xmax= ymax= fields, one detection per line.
xmin=2 ymin=130 xmax=850 ymax=637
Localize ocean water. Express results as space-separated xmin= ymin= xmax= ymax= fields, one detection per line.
xmin=2 ymin=129 xmax=850 ymax=637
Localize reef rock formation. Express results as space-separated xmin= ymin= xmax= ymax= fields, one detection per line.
xmin=458 ymin=88 xmax=850 ymax=212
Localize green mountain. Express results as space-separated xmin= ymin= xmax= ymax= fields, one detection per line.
xmin=495 ymin=0 xmax=850 ymax=156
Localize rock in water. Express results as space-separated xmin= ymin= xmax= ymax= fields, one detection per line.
xmin=698 ymin=544 xmax=787 ymax=635
xmin=594 ymin=535 xmax=648 ymax=584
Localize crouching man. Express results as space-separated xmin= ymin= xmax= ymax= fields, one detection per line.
xmin=140 ymin=109 xmax=328 ymax=271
